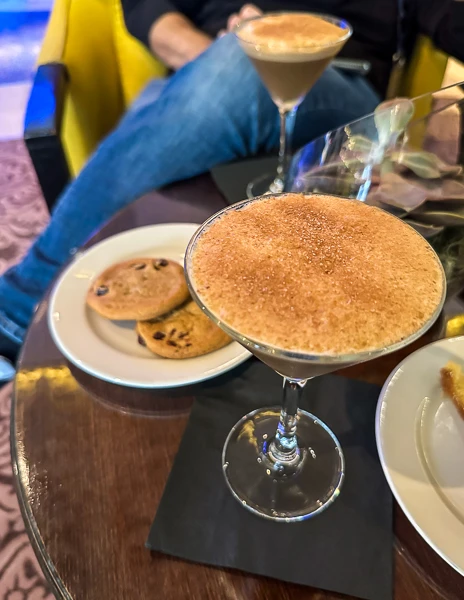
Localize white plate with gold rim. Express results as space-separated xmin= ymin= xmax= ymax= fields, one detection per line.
xmin=48 ymin=224 xmax=250 ymax=388
xmin=376 ymin=336 xmax=464 ymax=575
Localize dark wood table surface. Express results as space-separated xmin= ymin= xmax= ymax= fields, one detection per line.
xmin=11 ymin=175 xmax=464 ymax=600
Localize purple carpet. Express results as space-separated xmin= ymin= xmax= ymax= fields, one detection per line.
xmin=0 ymin=139 xmax=52 ymax=599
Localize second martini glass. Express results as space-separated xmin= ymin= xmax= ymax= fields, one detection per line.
xmin=235 ymin=13 xmax=352 ymax=198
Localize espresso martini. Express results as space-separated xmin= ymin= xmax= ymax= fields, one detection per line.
xmin=186 ymin=193 xmax=445 ymax=521
xmin=189 ymin=193 xmax=444 ymax=376
xmin=237 ymin=13 xmax=350 ymax=109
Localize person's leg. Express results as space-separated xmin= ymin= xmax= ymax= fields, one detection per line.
xmin=128 ymin=77 xmax=168 ymax=113
xmin=0 ymin=34 xmax=379 ymax=352
xmin=293 ymin=68 xmax=379 ymax=147
xmin=0 ymin=341 xmax=16 ymax=380
xmin=0 ymin=34 xmax=276 ymax=349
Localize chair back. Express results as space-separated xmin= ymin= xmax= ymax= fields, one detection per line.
xmin=37 ymin=0 xmax=166 ymax=176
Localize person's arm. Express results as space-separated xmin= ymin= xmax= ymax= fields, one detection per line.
xmin=416 ymin=0 xmax=464 ymax=62
xmin=149 ymin=12 xmax=212 ymax=70
xmin=122 ymin=0 xmax=212 ymax=70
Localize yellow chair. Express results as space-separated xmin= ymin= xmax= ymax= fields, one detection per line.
xmin=24 ymin=0 xmax=166 ymax=209
xmin=388 ymin=36 xmax=450 ymax=136
xmin=36 ymin=0 xmax=166 ymax=175
xmin=24 ymin=0 xmax=449 ymax=210
xmin=399 ymin=37 xmax=449 ymax=100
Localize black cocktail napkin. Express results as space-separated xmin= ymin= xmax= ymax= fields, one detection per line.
xmin=147 ymin=361 xmax=392 ymax=600
xmin=211 ymin=157 xmax=277 ymax=205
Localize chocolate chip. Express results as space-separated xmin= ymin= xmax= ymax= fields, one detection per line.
xmin=186 ymin=343 xmax=192 ymax=347
xmin=154 ymin=258 xmax=169 ymax=269
xmin=178 ymin=332 xmax=188 ymax=339
xmin=170 ymin=328 xmax=177 ymax=336
xmin=137 ymin=335 xmax=147 ymax=347
xmin=153 ymin=331 xmax=165 ymax=340
xmin=96 ymin=286 xmax=108 ymax=296
xmin=133 ymin=263 xmax=146 ymax=270
xmin=167 ymin=340 xmax=177 ymax=347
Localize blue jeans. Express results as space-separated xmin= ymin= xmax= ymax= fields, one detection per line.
xmin=0 ymin=34 xmax=379 ymax=345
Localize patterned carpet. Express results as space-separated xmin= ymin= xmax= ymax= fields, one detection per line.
xmin=0 ymin=139 xmax=53 ymax=599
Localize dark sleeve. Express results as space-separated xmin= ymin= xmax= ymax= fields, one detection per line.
xmin=121 ymin=0 xmax=179 ymax=47
xmin=417 ymin=0 xmax=464 ymax=62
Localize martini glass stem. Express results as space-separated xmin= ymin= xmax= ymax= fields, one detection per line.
xmin=269 ymin=377 xmax=307 ymax=466
xmin=269 ymin=107 xmax=297 ymax=194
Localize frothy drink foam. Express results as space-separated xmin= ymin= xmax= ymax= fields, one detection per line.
xmin=190 ymin=194 xmax=444 ymax=356
xmin=237 ymin=14 xmax=350 ymax=108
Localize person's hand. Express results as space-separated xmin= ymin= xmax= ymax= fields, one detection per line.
xmin=149 ymin=13 xmax=212 ymax=70
xmin=218 ymin=4 xmax=263 ymax=37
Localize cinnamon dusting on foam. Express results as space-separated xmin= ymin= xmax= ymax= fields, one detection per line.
xmin=190 ymin=194 xmax=444 ymax=355
xmin=237 ymin=13 xmax=348 ymax=60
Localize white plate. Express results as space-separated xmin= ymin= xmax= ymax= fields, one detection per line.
xmin=376 ymin=336 xmax=464 ymax=576
xmin=48 ymin=224 xmax=250 ymax=388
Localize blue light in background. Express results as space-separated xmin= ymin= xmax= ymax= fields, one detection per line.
xmin=0 ymin=10 xmax=49 ymax=84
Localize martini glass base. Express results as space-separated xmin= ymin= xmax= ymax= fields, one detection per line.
xmin=246 ymin=172 xmax=285 ymax=199
xmin=222 ymin=407 xmax=345 ymax=521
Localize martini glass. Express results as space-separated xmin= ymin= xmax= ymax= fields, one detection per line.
xmin=185 ymin=193 xmax=446 ymax=522
xmin=235 ymin=13 xmax=352 ymax=199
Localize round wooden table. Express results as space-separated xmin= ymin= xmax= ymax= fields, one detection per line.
xmin=11 ymin=176 xmax=464 ymax=599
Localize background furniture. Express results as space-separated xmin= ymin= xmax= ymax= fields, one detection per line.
xmin=23 ymin=0 xmax=166 ymax=210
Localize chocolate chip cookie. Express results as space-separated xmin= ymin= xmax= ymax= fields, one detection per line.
xmin=136 ymin=300 xmax=232 ymax=359
xmin=86 ymin=258 xmax=189 ymax=321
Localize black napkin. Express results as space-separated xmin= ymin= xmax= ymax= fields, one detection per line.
xmin=211 ymin=157 xmax=278 ymax=205
xmin=147 ymin=361 xmax=392 ymax=600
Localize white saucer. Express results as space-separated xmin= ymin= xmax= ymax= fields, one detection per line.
xmin=48 ymin=224 xmax=250 ymax=388
xmin=376 ymin=336 xmax=464 ymax=575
